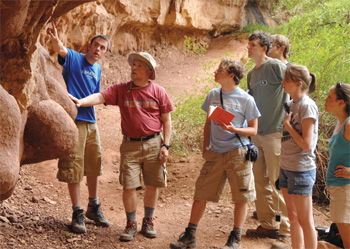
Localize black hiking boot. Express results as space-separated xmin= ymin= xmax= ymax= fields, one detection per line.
xmin=71 ymin=208 xmax=87 ymax=234
xmin=169 ymin=227 xmax=196 ymax=249
xmin=86 ymin=202 xmax=110 ymax=227
xmin=141 ymin=217 xmax=157 ymax=238
xmin=221 ymin=230 xmax=241 ymax=249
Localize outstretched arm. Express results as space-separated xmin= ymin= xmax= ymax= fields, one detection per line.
xmin=69 ymin=93 xmax=105 ymax=107
xmin=47 ymin=22 xmax=67 ymax=58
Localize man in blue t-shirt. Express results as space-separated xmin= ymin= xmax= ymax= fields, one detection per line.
xmin=47 ymin=22 xmax=109 ymax=233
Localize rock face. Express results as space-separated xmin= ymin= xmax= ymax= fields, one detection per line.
xmin=0 ymin=0 xmax=274 ymax=200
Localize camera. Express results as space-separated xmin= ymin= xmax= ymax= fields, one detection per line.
xmin=283 ymin=103 xmax=290 ymax=114
xmin=245 ymin=144 xmax=259 ymax=162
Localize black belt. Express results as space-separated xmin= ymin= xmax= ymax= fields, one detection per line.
xmin=124 ymin=132 xmax=160 ymax=142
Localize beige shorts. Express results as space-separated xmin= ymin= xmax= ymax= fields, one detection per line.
xmin=57 ymin=121 xmax=102 ymax=183
xmin=329 ymin=185 xmax=350 ymax=224
xmin=119 ymin=134 xmax=167 ymax=189
xmin=194 ymin=147 xmax=256 ymax=203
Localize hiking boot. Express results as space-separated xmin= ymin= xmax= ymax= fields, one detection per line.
xmin=221 ymin=230 xmax=241 ymax=249
xmin=169 ymin=227 xmax=196 ymax=249
xmin=246 ymin=225 xmax=285 ymax=239
xmin=86 ymin=203 xmax=110 ymax=227
xmin=119 ymin=221 xmax=137 ymax=242
xmin=71 ymin=208 xmax=87 ymax=234
xmin=141 ymin=217 xmax=157 ymax=238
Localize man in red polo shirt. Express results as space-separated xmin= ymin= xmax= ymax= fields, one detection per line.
xmin=71 ymin=51 xmax=173 ymax=242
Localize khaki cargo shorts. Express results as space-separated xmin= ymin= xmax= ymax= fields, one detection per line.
xmin=119 ymin=134 xmax=167 ymax=190
xmin=57 ymin=121 xmax=102 ymax=183
xmin=194 ymin=147 xmax=256 ymax=203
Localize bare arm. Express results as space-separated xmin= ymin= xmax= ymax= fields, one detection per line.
xmin=47 ymin=22 xmax=67 ymax=58
xmin=159 ymin=112 xmax=172 ymax=163
xmin=218 ymin=118 xmax=258 ymax=136
xmin=284 ymin=113 xmax=315 ymax=151
xmin=203 ymin=117 xmax=211 ymax=153
xmin=70 ymin=93 xmax=105 ymax=107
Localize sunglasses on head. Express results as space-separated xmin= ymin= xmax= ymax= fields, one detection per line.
xmin=335 ymin=82 xmax=347 ymax=101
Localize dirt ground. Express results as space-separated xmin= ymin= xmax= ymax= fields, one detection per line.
xmin=0 ymin=36 xmax=333 ymax=249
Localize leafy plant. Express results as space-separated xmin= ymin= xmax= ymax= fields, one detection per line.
xmin=183 ymin=35 xmax=208 ymax=56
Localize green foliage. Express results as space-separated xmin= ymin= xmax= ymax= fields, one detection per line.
xmin=183 ymin=35 xmax=208 ymax=56
xmin=171 ymin=91 xmax=208 ymax=158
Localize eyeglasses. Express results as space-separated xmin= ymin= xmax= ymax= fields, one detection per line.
xmin=335 ymin=82 xmax=347 ymax=101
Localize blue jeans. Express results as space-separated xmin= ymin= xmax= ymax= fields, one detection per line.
xmin=279 ymin=168 xmax=316 ymax=195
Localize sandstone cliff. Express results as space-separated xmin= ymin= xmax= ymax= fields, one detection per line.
xmin=0 ymin=0 xmax=275 ymax=200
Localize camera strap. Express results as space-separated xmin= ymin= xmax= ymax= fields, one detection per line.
xmin=220 ymin=89 xmax=247 ymax=147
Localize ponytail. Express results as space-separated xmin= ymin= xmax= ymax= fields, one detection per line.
xmin=308 ymin=73 xmax=316 ymax=93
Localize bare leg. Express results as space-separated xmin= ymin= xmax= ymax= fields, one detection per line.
xmin=337 ymin=223 xmax=350 ymax=249
xmin=87 ymin=176 xmax=98 ymax=198
xmin=282 ymin=188 xmax=303 ymax=249
xmin=123 ymin=188 xmax=137 ymax=212
xmin=68 ymin=183 xmax=80 ymax=207
xmin=189 ymin=200 xmax=207 ymax=225
xmin=144 ymin=185 xmax=159 ymax=208
xmin=233 ymin=201 xmax=248 ymax=228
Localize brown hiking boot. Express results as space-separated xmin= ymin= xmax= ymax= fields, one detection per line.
xmin=119 ymin=221 xmax=137 ymax=242
xmin=221 ymin=230 xmax=241 ymax=249
xmin=71 ymin=208 xmax=86 ymax=234
xmin=246 ymin=225 xmax=285 ymax=239
xmin=169 ymin=227 xmax=196 ymax=249
xmin=141 ymin=217 xmax=157 ymax=238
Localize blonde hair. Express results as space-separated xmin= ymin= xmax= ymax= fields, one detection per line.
xmin=285 ymin=64 xmax=316 ymax=93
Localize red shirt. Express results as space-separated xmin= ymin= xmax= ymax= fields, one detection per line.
xmin=101 ymin=81 xmax=173 ymax=137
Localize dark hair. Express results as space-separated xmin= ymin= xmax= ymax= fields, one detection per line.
xmin=248 ymin=31 xmax=272 ymax=55
xmin=220 ymin=59 xmax=245 ymax=85
xmin=90 ymin=34 xmax=110 ymax=50
xmin=285 ymin=64 xmax=316 ymax=93
xmin=335 ymin=82 xmax=350 ymax=115
xmin=271 ymin=34 xmax=290 ymax=59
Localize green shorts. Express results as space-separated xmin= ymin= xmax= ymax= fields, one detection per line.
xmin=119 ymin=134 xmax=167 ymax=189
xmin=57 ymin=121 xmax=102 ymax=183
xmin=194 ymin=147 xmax=256 ymax=203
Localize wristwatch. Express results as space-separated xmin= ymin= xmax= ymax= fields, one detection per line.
xmin=162 ymin=144 xmax=170 ymax=150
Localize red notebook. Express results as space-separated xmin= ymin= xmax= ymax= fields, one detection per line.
xmin=208 ymin=106 xmax=235 ymax=125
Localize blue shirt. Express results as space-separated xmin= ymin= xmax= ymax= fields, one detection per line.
xmin=326 ymin=117 xmax=350 ymax=186
xmin=202 ymin=87 xmax=261 ymax=153
xmin=58 ymin=48 xmax=101 ymax=123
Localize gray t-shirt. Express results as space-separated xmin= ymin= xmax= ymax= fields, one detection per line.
xmin=247 ymin=58 xmax=288 ymax=135
xmin=281 ymin=95 xmax=319 ymax=171
xmin=202 ymin=87 xmax=261 ymax=153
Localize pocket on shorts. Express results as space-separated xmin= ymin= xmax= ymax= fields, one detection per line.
xmin=294 ymin=174 xmax=314 ymax=188
xmin=235 ymin=168 xmax=253 ymax=192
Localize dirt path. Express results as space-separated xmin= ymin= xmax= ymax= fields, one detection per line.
xmin=0 ymin=36 xmax=332 ymax=249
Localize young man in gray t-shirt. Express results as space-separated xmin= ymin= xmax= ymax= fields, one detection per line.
xmin=245 ymin=31 xmax=290 ymax=239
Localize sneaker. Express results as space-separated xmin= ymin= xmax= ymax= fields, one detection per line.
xmin=86 ymin=203 xmax=110 ymax=227
xmin=119 ymin=221 xmax=137 ymax=242
xmin=71 ymin=208 xmax=87 ymax=234
xmin=246 ymin=225 xmax=285 ymax=239
xmin=221 ymin=230 xmax=241 ymax=249
xmin=141 ymin=217 xmax=157 ymax=238
xmin=169 ymin=227 xmax=196 ymax=249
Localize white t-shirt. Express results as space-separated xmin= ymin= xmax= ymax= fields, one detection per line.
xmin=281 ymin=95 xmax=319 ymax=171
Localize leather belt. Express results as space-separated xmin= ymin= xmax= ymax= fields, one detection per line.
xmin=124 ymin=132 xmax=160 ymax=142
